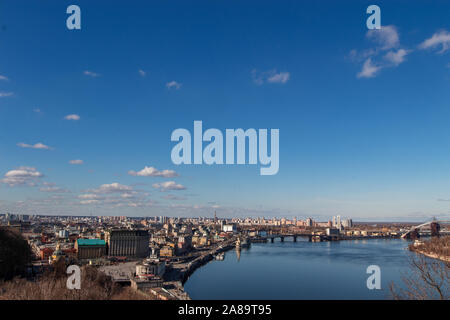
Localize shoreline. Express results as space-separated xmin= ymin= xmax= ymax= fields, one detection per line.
xmin=167 ymin=239 xmax=236 ymax=299
xmin=180 ymin=241 xmax=235 ymax=285
xmin=410 ymin=248 xmax=450 ymax=263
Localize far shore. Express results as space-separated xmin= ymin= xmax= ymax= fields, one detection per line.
xmin=412 ymin=249 xmax=450 ymax=263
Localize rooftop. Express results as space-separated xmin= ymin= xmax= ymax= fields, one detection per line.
xmin=77 ymin=238 xmax=106 ymax=246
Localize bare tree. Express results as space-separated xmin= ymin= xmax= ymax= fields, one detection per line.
xmin=0 ymin=265 xmax=154 ymax=300
xmin=390 ymin=254 xmax=449 ymax=300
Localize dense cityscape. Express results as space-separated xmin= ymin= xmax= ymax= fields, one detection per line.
xmin=1 ymin=212 xmax=448 ymax=300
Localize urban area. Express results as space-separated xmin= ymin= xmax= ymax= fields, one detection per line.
xmin=0 ymin=212 xmax=448 ymax=300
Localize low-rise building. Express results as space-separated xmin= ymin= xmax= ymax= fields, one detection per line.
xmin=326 ymin=228 xmax=340 ymax=236
xmin=136 ymin=258 xmax=165 ymax=278
xmin=40 ymin=247 xmax=54 ymax=260
xmin=222 ymin=224 xmax=236 ymax=233
xmin=160 ymin=245 xmax=174 ymax=257
xmin=75 ymin=238 xmax=106 ymax=260
xmin=131 ymin=276 xmax=163 ymax=290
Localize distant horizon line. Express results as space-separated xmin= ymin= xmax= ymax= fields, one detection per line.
xmin=2 ymin=213 xmax=445 ymax=224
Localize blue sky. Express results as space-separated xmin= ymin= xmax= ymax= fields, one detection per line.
xmin=1 ymin=0 xmax=450 ymax=221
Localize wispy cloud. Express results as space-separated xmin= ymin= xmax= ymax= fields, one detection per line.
xmin=17 ymin=142 xmax=53 ymax=150
xmin=353 ymin=25 xmax=410 ymax=78
xmin=419 ymin=30 xmax=450 ymax=54
xmin=0 ymin=75 xmax=9 ymax=81
xmin=64 ymin=114 xmax=80 ymax=121
xmin=162 ymin=194 xmax=187 ymax=201
xmin=128 ymin=166 xmax=178 ymax=178
xmin=366 ymin=25 xmax=399 ymax=50
xmin=267 ymin=71 xmax=290 ymax=84
xmin=357 ymin=58 xmax=380 ymax=78
xmin=153 ymin=181 xmax=186 ymax=191
xmin=83 ymin=70 xmax=100 ymax=78
xmin=77 ymin=185 xmax=154 ymax=207
xmin=69 ymin=159 xmax=84 ymax=165
xmin=39 ymin=186 xmax=69 ymax=193
xmin=78 ymin=193 xmax=104 ymax=200
xmin=383 ymin=49 xmax=409 ymax=66
xmin=252 ymin=69 xmax=290 ymax=85
xmin=138 ymin=69 xmax=146 ymax=77
xmin=80 ymin=199 xmax=101 ymax=205
xmin=0 ymin=92 xmax=13 ymax=97
xmin=166 ymin=81 xmax=182 ymax=90
xmin=87 ymin=182 xmax=133 ymax=194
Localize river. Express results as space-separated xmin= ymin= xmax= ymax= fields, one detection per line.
xmin=184 ymin=238 xmax=416 ymax=299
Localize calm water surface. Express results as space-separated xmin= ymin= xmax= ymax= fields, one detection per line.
xmin=184 ymin=238 xmax=415 ymax=299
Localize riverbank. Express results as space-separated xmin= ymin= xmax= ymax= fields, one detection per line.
xmin=411 ymin=248 xmax=450 ymax=263
xmin=164 ymin=238 xmax=236 ymax=299
xmin=180 ymin=242 xmax=235 ymax=284
xmin=408 ymin=236 xmax=450 ymax=263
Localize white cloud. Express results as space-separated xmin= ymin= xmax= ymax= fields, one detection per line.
xmin=69 ymin=159 xmax=84 ymax=165
xmin=0 ymin=167 xmax=43 ymax=186
xmin=78 ymin=193 xmax=103 ymax=200
xmin=252 ymin=69 xmax=290 ymax=85
xmin=128 ymin=166 xmax=178 ymax=178
xmin=357 ymin=58 xmax=381 ymax=78
xmin=138 ymin=69 xmax=146 ymax=77
xmin=267 ymin=71 xmax=290 ymax=84
xmin=0 ymin=75 xmax=9 ymax=81
xmin=17 ymin=142 xmax=53 ymax=150
xmin=353 ymin=26 xmax=410 ymax=79
xmin=384 ymin=49 xmax=409 ymax=66
xmin=0 ymin=92 xmax=13 ymax=97
xmin=80 ymin=200 xmax=100 ymax=205
xmin=166 ymin=81 xmax=182 ymax=90
xmin=33 ymin=108 xmax=41 ymax=113
xmin=39 ymin=186 xmax=69 ymax=193
xmin=84 ymin=70 xmax=100 ymax=77
xmin=419 ymin=30 xmax=450 ymax=53
xmin=366 ymin=25 xmax=399 ymax=50
xmin=88 ymin=182 xmax=133 ymax=194
xmin=120 ymin=193 xmax=135 ymax=199
xmin=153 ymin=181 xmax=186 ymax=191
xmin=77 ymin=188 xmax=151 ymax=207
xmin=64 ymin=114 xmax=80 ymax=121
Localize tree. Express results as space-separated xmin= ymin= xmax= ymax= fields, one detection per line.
xmin=390 ymin=254 xmax=449 ymax=300
xmin=0 ymin=227 xmax=32 ymax=280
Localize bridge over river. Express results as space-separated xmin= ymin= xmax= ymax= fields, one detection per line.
xmin=248 ymin=220 xmax=450 ymax=243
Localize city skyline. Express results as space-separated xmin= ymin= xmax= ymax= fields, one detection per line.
xmin=2 ymin=1 xmax=450 ymax=221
